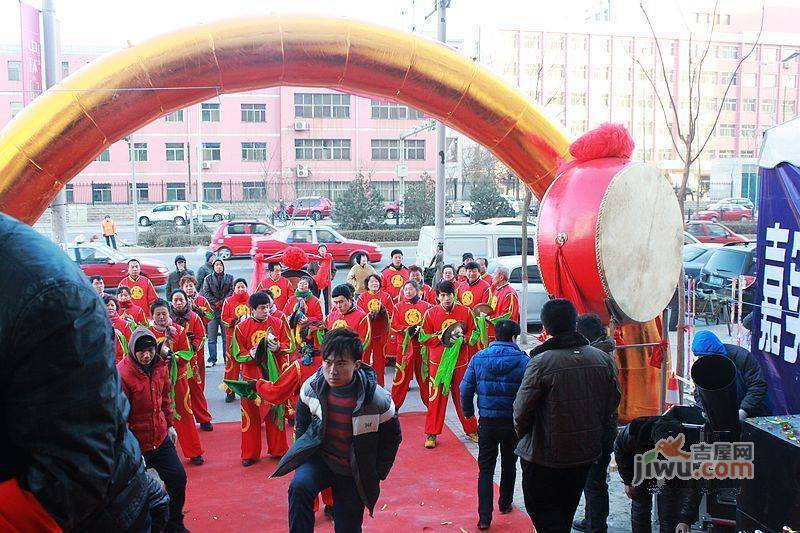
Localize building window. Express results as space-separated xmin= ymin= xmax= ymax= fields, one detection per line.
xmin=370 ymin=100 xmax=424 ymax=119
xmin=571 ymin=65 xmax=588 ymax=80
xmin=7 ymin=60 xmax=21 ymax=81
xmin=95 ymin=148 xmax=111 ymax=162
xmin=203 ymin=182 xmax=222 ymax=202
xmin=741 ymin=73 xmax=756 ymax=87
xmin=295 ymin=139 xmax=351 ymax=160
xmin=130 ymin=143 xmax=148 ymax=162
xmin=669 ymin=42 xmax=679 ymax=56
xmin=570 ymin=93 xmax=587 ymax=106
xmin=717 ymin=13 xmax=731 ymax=25
xmin=549 ymin=92 xmax=565 ymax=106
xmin=763 ymin=74 xmax=777 ymax=88
xmin=699 ymin=97 xmax=716 ymax=111
xmin=569 ymin=120 xmax=588 ymax=134
xmin=570 ymin=36 xmax=588 ymax=51
xmin=784 ymin=73 xmax=797 ymax=87
xmin=165 ymin=110 xmax=184 ymax=122
xmin=547 ymin=35 xmax=566 ymax=50
xmin=784 ymin=100 xmax=796 ymax=115
xmin=718 ymin=124 xmax=736 ymax=136
xmin=131 ymin=182 xmax=148 ymax=202
xmin=92 ymin=183 xmax=112 ymax=203
xmin=202 ymin=142 xmax=221 ymax=161
xmin=721 ymin=98 xmax=737 ymax=111
xmin=615 ymin=94 xmax=632 ymax=107
xmin=165 ymin=143 xmax=185 ymax=162
xmin=742 ymin=99 xmax=756 ymax=112
xmin=523 ymin=33 xmax=540 ymax=50
xmin=593 ymin=67 xmax=611 ymax=80
xmin=404 ymin=139 xmax=425 ymax=160
xmin=762 ymin=99 xmax=775 ymax=113
xmin=371 ymin=139 xmax=401 ymax=160
xmin=741 ymin=150 xmax=756 ymax=158
xmin=294 ymin=93 xmax=350 ymax=118
xmin=166 ymin=183 xmax=186 ymax=201
xmin=658 ymin=149 xmax=673 ymax=160
xmin=242 ymin=181 xmax=266 ymax=200
xmin=700 ymin=71 xmax=718 ymax=84
xmin=719 ymin=45 xmax=739 ymax=59
xmin=718 ymin=149 xmax=735 ymax=158
xmin=741 ymin=124 xmax=757 ymax=137
xmin=548 ymin=65 xmax=565 ymax=79
xmin=241 ymin=142 xmax=267 ymax=161
xmin=720 ymin=72 xmax=737 ymax=86
xmin=600 ymin=93 xmax=610 ymax=106
xmin=66 ymin=184 xmax=74 ymax=204
xmin=10 ymin=101 xmax=23 ymax=118
xmin=201 ymin=103 xmax=220 ymax=122
xmin=762 ymin=47 xmax=779 ymax=62
xmin=241 ymin=103 xmax=266 ymax=123
xmin=60 ymin=61 xmax=69 ymax=79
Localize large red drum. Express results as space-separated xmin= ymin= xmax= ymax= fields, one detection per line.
xmin=535 ymin=157 xmax=683 ymax=324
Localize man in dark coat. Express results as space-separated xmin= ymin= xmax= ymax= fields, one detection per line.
xmin=196 ymin=250 xmax=215 ymax=290
xmin=165 ymin=254 xmax=194 ymax=296
xmin=201 ymin=258 xmax=233 ymax=367
xmin=573 ymin=313 xmax=618 ymax=533
xmin=691 ymin=330 xmax=769 ymax=419
xmin=0 ymin=213 xmax=161 ymax=530
xmin=513 ymin=298 xmax=620 ymax=532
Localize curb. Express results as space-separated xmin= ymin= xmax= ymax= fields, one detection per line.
xmin=122 ymin=241 xmax=417 ymax=254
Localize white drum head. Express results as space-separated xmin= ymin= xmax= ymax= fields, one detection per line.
xmin=597 ymin=163 xmax=683 ymax=323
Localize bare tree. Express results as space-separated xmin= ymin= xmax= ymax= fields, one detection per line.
xmin=635 ymin=0 xmax=764 ymax=400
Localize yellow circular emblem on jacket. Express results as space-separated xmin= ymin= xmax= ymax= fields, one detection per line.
xmin=251 ymin=329 xmax=267 ymax=347
xmin=461 ymin=290 xmax=474 ymax=306
xmin=404 ymin=308 xmax=422 ymax=326
xmin=331 ymin=319 xmax=348 ymax=330
xmin=441 ymin=318 xmax=457 ymax=331
xmin=391 ymin=274 xmax=404 ymax=288
xmin=268 ymin=285 xmax=281 ymax=298
xmin=368 ymin=298 xmax=382 ymax=312
xmin=130 ymin=285 xmax=144 ymax=300
xmin=489 ymin=295 xmax=498 ymax=309
xmin=235 ymin=304 xmax=249 ymax=317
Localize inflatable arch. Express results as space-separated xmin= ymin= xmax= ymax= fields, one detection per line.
xmin=0 ymin=15 xmax=569 ymax=223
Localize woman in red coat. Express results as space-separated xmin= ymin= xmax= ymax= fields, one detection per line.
xmin=118 ymin=327 xmax=187 ymax=533
xmin=103 ymin=295 xmax=132 ymax=363
xmin=356 ymin=274 xmax=395 ymax=386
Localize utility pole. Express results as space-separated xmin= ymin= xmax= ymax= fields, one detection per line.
xmin=42 ymin=0 xmax=66 ymax=245
xmin=196 ymin=103 xmax=204 ymax=228
xmin=125 ymin=137 xmax=139 ymax=243
xmin=434 ymin=0 xmax=449 ymax=276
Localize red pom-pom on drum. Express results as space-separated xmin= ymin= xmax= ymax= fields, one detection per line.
xmin=535 ymin=156 xmax=683 ymax=324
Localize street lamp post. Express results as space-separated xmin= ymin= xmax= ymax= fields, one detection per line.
xmin=398 ymin=119 xmax=436 ymax=223
xmin=125 ymin=136 xmax=139 ymax=243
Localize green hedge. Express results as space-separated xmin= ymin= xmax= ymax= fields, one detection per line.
xmin=339 ymin=228 xmax=420 ymax=243
xmin=716 ymin=221 xmax=757 ymax=235
xmin=137 ymin=224 xmax=213 ymax=247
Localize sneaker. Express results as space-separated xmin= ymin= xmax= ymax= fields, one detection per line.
xmin=199 ymin=422 xmax=213 ymax=432
xmin=205 ymin=360 xmax=216 ymax=368
xmin=572 ymin=518 xmax=589 ymax=532
xmin=225 ymin=392 xmax=236 ymax=403
xmin=477 ymin=521 xmax=490 ymax=530
xmin=467 ymin=432 xmax=479 ymax=443
xmin=323 ymin=505 xmax=334 ymax=520
xmin=241 ymin=459 xmax=256 ymax=467
xmin=189 ymin=455 xmax=204 ymax=466
xmin=424 ymin=434 xmax=437 ymax=449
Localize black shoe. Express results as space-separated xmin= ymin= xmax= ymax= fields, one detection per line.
xmin=477 ymin=521 xmax=490 ymax=530
xmin=189 ymin=455 xmax=204 ymax=466
xmin=572 ymin=518 xmax=589 ymax=532
xmin=199 ymin=422 xmax=213 ymax=431
xmin=242 ymin=459 xmax=256 ymax=467
xmin=499 ymin=504 xmax=513 ymax=514
xmin=225 ymin=392 xmax=236 ymax=403
xmin=324 ymin=505 xmax=334 ymax=520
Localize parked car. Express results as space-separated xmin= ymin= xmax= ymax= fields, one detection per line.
xmin=275 ymin=196 xmax=333 ymax=221
xmin=65 ymin=241 xmax=169 ymax=287
xmin=693 ymin=203 xmax=753 ymax=222
xmin=417 ymin=223 xmax=535 ymax=268
xmin=476 ymin=217 xmax=533 ymax=226
xmin=251 ymin=225 xmax=382 ymax=265
xmin=191 ymin=202 xmax=230 ymax=222
xmin=209 ymin=219 xmax=277 ymax=260
xmin=719 ymin=196 xmax=755 ymax=210
xmin=137 ymin=202 xmax=192 ymax=226
xmin=683 ymin=243 xmax=722 ymax=280
xmin=683 ymin=231 xmax=701 ymax=245
xmin=486 ymin=255 xmax=548 ymax=325
xmin=698 ymin=242 xmax=757 ymax=312
xmin=385 ymin=201 xmax=400 ymax=219
xmin=684 ymin=221 xmax=748 ymax=244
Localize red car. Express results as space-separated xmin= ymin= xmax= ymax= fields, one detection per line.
xmin=65 ymin=242 xmax=170 ymax=286
xmin=274 ymin=196 xmax=333 ymax=221
xmin=250 ymin=225 xmax=382 ymax=265
xmin=684 ymin=221 xmax=748 ymax=244
xmin=693 ymin=203 xmax=753 ymax=222
xmin=209 ymin=219 xmax=277 ymax=260
xmin=385 ymin=201 xmax=400 ymax=219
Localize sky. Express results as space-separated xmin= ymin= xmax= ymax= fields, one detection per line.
xmin=1 ymin=0 xmax=591 ymax=49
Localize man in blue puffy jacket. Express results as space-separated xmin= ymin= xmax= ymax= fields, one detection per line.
xmin=461 ymin=319 xmax=529 ymax=530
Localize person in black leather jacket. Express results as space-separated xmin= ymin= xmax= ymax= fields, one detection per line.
xmin=0 ymin=213 xmax=164 ymax=531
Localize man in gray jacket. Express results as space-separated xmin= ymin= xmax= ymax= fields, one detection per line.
xmin=513 ymin=299 xmax=620 ymax=533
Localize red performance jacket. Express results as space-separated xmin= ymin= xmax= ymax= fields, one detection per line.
xmin=256 ymin=275 xmax=293 ymax=310
xmin=284 ymin=294 xmax=324 ymax=323
xmin=117 ymin=356 xmax=173 ymax=452
xmin=381 ymin=264 xmax=410 ymax=301
xmin=118 ymin=300 xmax=147 ymax=326
xmin=326 ymin=304 xmax=371 ymax=347
xmin=421 ymin=302 xmax=475 ymax=361
xmin=118 ymin=275 xmax=158 ymax=318
xmin=457 ymin=278 xmax=491 ymax=309
xmin=233 ymin=314 xmax=293 ymax=379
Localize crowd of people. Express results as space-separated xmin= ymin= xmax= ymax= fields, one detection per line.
xmin=6 ymin=210 xmax=772 ymax=532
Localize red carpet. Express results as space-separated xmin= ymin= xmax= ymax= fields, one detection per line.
xmin=183 ymin=412 xmax=531 ymax=531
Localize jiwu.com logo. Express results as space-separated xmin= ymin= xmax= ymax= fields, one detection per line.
xmin=632 ymin=433 xmax=754 ymax=486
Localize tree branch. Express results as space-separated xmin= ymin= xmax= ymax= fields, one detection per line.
xmin=633 ymin=56 xmax=685 ymax=162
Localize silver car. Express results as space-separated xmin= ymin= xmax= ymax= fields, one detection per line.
xmin=486 ymin=255 xmax=548 ymax=325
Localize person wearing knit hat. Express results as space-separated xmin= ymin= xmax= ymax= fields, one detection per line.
xmin=196 ymin=250 xmax=216 ymax=291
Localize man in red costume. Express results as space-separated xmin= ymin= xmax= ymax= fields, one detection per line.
xmin=117 ymin=285 xmax=147 ymax=327
xmin=170 ymin=289 xmax=213 ymax=432
xmin=181 ymin=274 xmax=214 ymax=413
xmin=420 ymin=280 xmax=479 ymax=448
xmin=104 ymin=294 xmax=132 ymax=363
xmin=222 ymin=278 xmax=252 ymax=402
xmin=391 ymin=280 xmax=431 ymax=410
xmin=119 ymin=259 xmax=158 ymax=318
xmin=409 ymin=265 xmax=437 ymax=304
xmin=326 ymin=284 xmax=371 ymax=350
xmin=458 ymin=261 xmax=491 ymax=310
xmin=356 ymin=274 xmax=395 ymax=386
xmin=231 ymin=290 xmax=292 ymax=465
xmin=381 ymin=249 xmax=410 ymax=302
xmin=148 ymin=299 xmax=205 ymax=465
xmin=488 ymin=265 xmax=520 ymax=341
xmin=477 ymin=257 xmax=492 ymax=283
xmin=257 ymin=262 xmax=293 ymax=311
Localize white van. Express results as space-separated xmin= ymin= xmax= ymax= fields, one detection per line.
xmin=416 ymin=223 xmax=536 ymax=268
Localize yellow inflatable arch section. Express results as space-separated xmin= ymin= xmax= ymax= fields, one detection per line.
xmin=0 ymin=16 xmax=569 ymax=224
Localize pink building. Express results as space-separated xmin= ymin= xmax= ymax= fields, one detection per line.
xmin=0 ymin=45 xmax=436 ymax=205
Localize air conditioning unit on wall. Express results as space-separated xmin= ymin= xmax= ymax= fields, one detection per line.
xmin=294 ymin=120 xmax=309 ymax=131
xmin=296 ymin=164 xmax=309 ymax=178
xmin=201 ymin=161 xmax=212 ymax=169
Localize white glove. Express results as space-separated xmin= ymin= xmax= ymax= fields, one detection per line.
xmin=267 ymin=339 xmax=280 ymax=351
xmin=738 ymin=409 xmax=748 ymax=421
xmin=168 ymin=426 xmax=177 ymax=444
